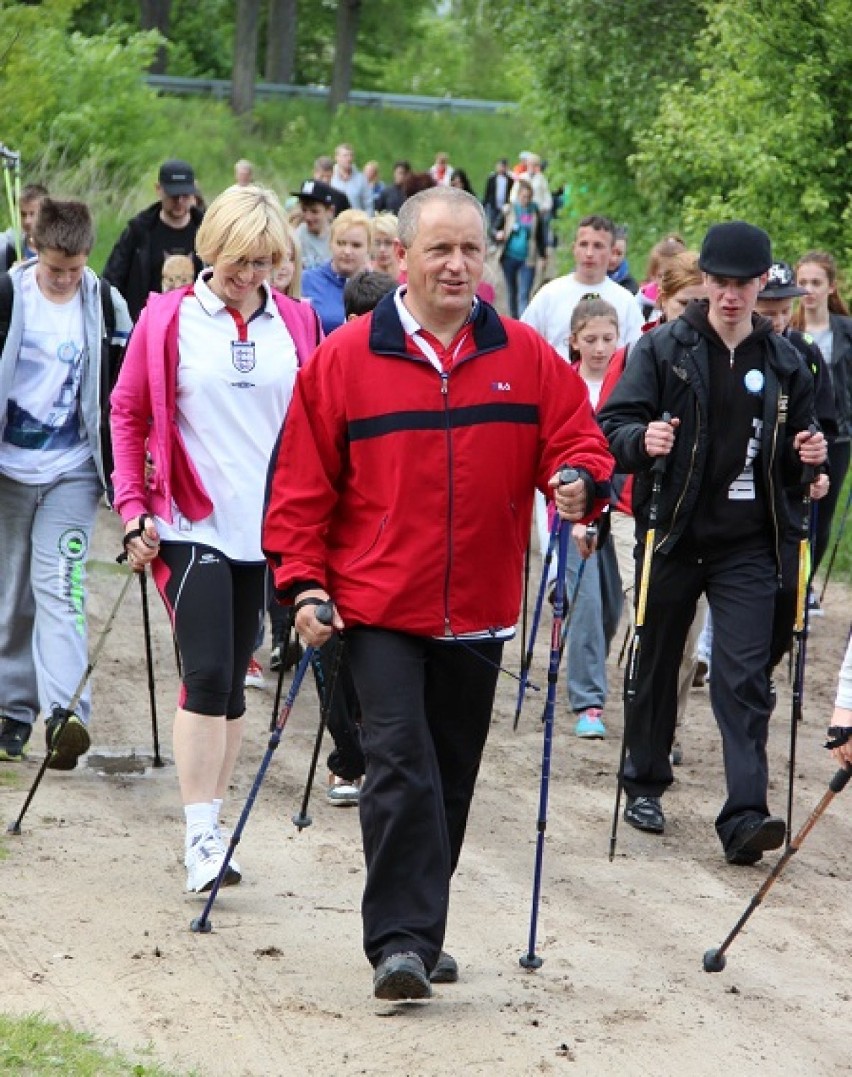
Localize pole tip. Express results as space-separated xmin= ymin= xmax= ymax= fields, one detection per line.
xmin=190 ymin=917 xmax=212 ymax=934
xmin=702 ymin=948 xmax=726 ymax=973
xmin=292 ymin=813 xmax=312 ymax=831
xmin=519 ymin=953 xmax=543 ymax=970
xmin=6 ymin=820 xmax=21 ymax=835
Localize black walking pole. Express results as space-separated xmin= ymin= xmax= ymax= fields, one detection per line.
xmin=514 ymin=520 xmax=558 ymax=730
xmin=7 ymin=562 xmax=135 ymax=835
xmin=703 ymin=763 xmax=851 ymax=973
xmin=520 ymin=467 xmax=577 ymax=970
xmin=139 ymin=571 xmax=164 ymax=768
xmin=190 ymin=602 xmax=333 ymax=934
xmin=786 ymin=452 xmax=816 ymax=838
xmin=292 ymin=634 xmax=345 ymax=831
xmin=609 ymin=423 xmax=670 ymax=862
xmin=818 ymin=482 xmax=852 ymax=604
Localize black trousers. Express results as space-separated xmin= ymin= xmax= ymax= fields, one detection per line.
xmin=311 ymin=634 xmax=365 ymax=783
xmin=623 ymin=546 xmax=777 ymax=849
xmin=345 ymin=628 xmax=502 ymax=971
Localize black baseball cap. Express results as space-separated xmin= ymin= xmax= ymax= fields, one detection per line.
xmin=758 ymin=262 xmax=807 ymax=299
xmin=698 ymin=221 xmax=772 ymax=279
xmin=158 ymin=159 xmax=196 ymax=196
xmin=291 ymin=179 xmax=337 ymax=207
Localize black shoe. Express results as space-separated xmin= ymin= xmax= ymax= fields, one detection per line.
xmin=373 ymin=952 xmax=432 ymax=1001
xmin=0 ymin=717 xmax=32 ymax=761
xmin=430 ymin=951 xmax=459 ymax=984
xmin=624 ymin=795 xmax=665 ymax=834
xmin=45 ymin=709 xmax=91 ymax=771
xmin=725 ymin=815 xmax=786 ymax=865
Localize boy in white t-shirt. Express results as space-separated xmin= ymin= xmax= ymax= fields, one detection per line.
xmin=0 ymin=199 xmax=131 ymax=767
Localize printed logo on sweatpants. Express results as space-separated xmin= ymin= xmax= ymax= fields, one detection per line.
xmin=58 ymin=528 xmax=88 ymax=636
xmin=729 ymin=418 xmax=762 ymax=500
xmin=199 ymin=552 xmax=220 ymax=565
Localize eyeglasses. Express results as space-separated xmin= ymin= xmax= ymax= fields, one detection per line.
xmin=229 ymin=257 xmax=274 ymax=273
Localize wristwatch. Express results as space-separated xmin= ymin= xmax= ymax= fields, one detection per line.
xmin=825 ymin=726 xmax=852 ymax=750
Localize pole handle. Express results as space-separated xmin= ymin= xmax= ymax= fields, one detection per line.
xmin=829 ymin=765 xmax=852 ymax=795
xmin=651 ymin=411 xmax=672 ymax=476
xmin=315 ymin=602 xmax=333 ymax=627
xmin=557 ymin=466 xmax=580 ymax=486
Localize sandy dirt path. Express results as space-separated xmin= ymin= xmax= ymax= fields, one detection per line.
xmin=0 ymin=505 xmax=849 ymax=1076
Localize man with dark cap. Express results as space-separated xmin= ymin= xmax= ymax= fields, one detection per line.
xmin=103 ymin=159 xmax=204 ymax=321
xmin=598 ymin=221 xmax=826 ymax=864
xmin=290 ymin=179 xmax=348 ymax=270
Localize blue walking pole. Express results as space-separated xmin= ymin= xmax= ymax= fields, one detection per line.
xmin=520 ymin=468 xmax=577 ymax=970
xmin=513 ymin=518 xmax=558 ymax=730
xmin=191 ymin=602 xmax=333 ymax=934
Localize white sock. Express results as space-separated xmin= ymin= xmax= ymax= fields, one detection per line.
xmin=184 ymin=802 xmax=215 ymax=849
xmin=212 ymin=798 xmax=224 ymax=828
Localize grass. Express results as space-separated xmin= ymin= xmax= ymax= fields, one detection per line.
xmin=818 ymin=468 xmax=852 ymax=589
xmin=72 ymin=94 xmax=531 ymax=271
xmin=0 ymin=1014 xmax=185 ymax=1076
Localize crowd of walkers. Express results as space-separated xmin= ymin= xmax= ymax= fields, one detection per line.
xmin=0 ymin=140 xmax=849 ymax=1003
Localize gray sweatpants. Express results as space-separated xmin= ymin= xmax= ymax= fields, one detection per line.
xmin=0 ymin=460 xmax=101 ymax=727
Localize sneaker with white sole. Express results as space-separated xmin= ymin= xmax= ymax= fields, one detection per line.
xmin=327 ymin=775 xmax=361 ymax=806
xmin=574 ymin=708 xmax=606 ymax=738
xmin=244 ymin=656 xmax=265 ymax=689
xmin=185 ymin=830 xmax=241 ymax=893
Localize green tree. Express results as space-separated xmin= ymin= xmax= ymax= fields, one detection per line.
xmin=0 ymin=0 xmax=162 ymax=179
xmin=492 ymin=0 xmax=706 ymax=233
xmin=632 ymin=0 xmax=852 ymax=262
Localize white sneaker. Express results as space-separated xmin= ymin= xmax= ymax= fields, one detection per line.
xmin=185 ymin=830 xmax=241 ymax=893
xmin=244 ymin=656 xmax=266 ymax=689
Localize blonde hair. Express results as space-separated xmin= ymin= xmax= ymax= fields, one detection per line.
xmin=568 ymin=296 xmax=619 ymax=363
xmin=161 ymin=253 xmax=195 ymax=291
xmin=645 ymin=234 xmax=687 ymax=283
xmin=331 ymin=208 xmax=371 ymax=243
xmin=790 ymin=249 xmax=850 ymax=328
xmin=195 ymin=185 xmax=289 ymax=267
xmin=371 ymin=212 xmax=399 ymax=243
xmin=272 ymin=223 xmax=302 ymax=298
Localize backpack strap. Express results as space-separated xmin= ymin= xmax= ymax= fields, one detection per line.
xmin=0 ymin=271 xmax=13 ymax=356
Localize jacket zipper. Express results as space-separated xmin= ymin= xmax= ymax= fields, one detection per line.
xmin=441 ymin=369 xmax=454 ymax=636
xmin=655 ymin=396 xmax=700 ymax=553
xmin=767 ymin=384 xmax=781 ymax=580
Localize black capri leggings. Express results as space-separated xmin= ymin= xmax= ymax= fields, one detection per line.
xmin=152 ymin=542 xmax=266 ymax=718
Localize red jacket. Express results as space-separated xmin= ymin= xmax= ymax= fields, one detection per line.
xmin=263 ymin=294 xmax=613 ymax=636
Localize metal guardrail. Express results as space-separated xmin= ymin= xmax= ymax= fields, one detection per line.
xmin=145 ymin=74 xmax=518 ymax=114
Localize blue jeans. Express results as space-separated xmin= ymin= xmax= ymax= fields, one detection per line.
xmin=564 ymin=537 xmax=623 ymax=713
xmin=501 ymin=255 xmax=535 ymax=319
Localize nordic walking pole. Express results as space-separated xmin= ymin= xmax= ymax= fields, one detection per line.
xmin=139 ymin=571 xmax=164 ymax=768
xmin=786 ymin=445 xmax=817 ymax=838
xmin=538 ymin=528 xmax=595 ymax=723
xmin=818 ymin=482 xmax=852 ymax=604
xmin=609 ymin=415 xmax=671 ymax=862
xmin=190 ymin=602 xmax=333 ymax=934
xmin=7 ymin=562 xmax=135 ymax=835
xmin=520 ymin=467 xmax=577 ymax=970
xmin=292 ymin=634 xmax=345 ymax=831
xmin=703 ymin=763 xmax=851 ymax=973
xmin=514 ymin=520 xmax=558 ymax=730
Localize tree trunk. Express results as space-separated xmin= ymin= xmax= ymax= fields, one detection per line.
xmin=140 ymin=0 xmax=172 ymax=74
xmin=328 ymin=0 xmax=362 ymax=109
xmin=265 ymin=0 xmax=297 ymax=84
xmin=232 ymin=0 xmax=262 ymax=114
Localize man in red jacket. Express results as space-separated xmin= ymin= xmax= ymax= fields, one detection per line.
xmin=263 ymin=187 xmax=612 ymax=1002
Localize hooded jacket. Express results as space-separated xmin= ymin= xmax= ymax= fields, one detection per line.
xmin=263 ymin=292 xmax=613 ymax=637
xmin=102 ymin=202 xmax=204 ymax=322
xmin=598 ymin=300 xmax=819 ymax=567
xmin=110 ymin=284 xmax=321 ymax=525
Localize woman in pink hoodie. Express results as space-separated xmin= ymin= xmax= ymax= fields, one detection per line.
xmin=111 ymin=185 xmax=320 ymax=895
